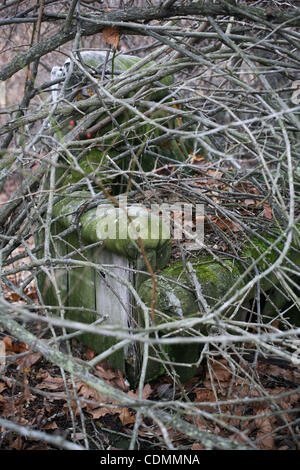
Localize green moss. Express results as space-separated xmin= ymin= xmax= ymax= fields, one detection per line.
xmin=240 ymin=228 xmax=300 ymax=292
xmin=35 ymin=221 xmax=69 ymax=309
xmin=137 ymin=258 xmax=243 ymax=383
xmin=152 ymin=259 xmax=242 ymax=309
xmin=52 ymin=191 xmax=91 ymax=226
xmin=53 ymin=193 xmax=171 ymax=262
xmin=67 ymin=149 xmax=108 ymax=184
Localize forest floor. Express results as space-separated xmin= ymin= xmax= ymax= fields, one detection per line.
xmin=0 ymin=325 xmax=300 ymax=450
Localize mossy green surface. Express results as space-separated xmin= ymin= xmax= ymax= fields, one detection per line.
xmin=138 ymin=258 xmax=243 ymax=382
xmin=66 ymin=149 xmax=107 ymax=184
xmin=83 ymin=53 xmax=173 ymax=102
xmin=139 ymin=258 xmax=242 ymax=318
xmin=52 ymin=192 xmax=172 ymax=262
xmin=242 ymin=229 xmax=300 ymax=325
xmin=35 ymin=222 xmax=69 ymax=309
xmin=64 ymin=231 xmax=126 ymax=371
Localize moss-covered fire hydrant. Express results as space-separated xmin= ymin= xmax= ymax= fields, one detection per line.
xmin=39 ymin=50 xmax=205 ymax=384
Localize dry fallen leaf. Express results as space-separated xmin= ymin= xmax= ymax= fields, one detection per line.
xmin=128 ymin=383 xmax=152 ymax=400
xmin=43 ymin=421 xmax=58 ymax=430
xmin=76 ymin=382 xmax=108 ymax=405
xmin=2 ymin=335 xmax=29 ymax=354
xmin=207 ymin=215 xmax=243 ymax=233
xmin=206 ymin=359 xmax=232 ymax=383
xmin=263 ymin=203 xmax=273 ymax=219
xmin=195 ymin=388 xmax=216 ymax=402
xmin=255 ymin=416 xmax=274 ymax=450
xmin=36 ymin=372 xmax=66 ymax=390
xmin=191 ymin=442 xmax=205 ymax=450
xmin=102 ymin=26 xmax=120 ymax=48
xmin=4 ymin=292 xmax=23 ymax=302
xmin=2 ymin=336 xmax=12 ymax=350
xmin=16 ymin=352 xmax=41 ymax=370
xmin=89 ymin=407 xmax=111 ymax=419
xmin=95 ymin=363 xmax=119 ymax=380
xmin=11 ymin=436 xmax=23 ymax=450
xmin=85 ymin=348 xmax=95 ymax=361
xmin=118 ymin=407 xmax=136 ymax=426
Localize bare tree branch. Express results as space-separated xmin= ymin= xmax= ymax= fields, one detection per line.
xmin=1 ymin=2 xmax=300 ymax=81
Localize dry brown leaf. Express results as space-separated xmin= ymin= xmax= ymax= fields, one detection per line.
xmin=85 ymin=348 xmax=95 ymax=361
xmin=89 ymin=406 xmax=112 ymax=419
xmin=95 ymin=363 xmax=118 ymax=380
xmin=88 ymin=400 xmax=135 ymax=424
xmin=119 ymin=407 xmax=136 ymax=426
xmin=36 ymin=372 xmax=65 ymax=390
xmin=102 ymin=26 xmax=120 ymax=48
xmin=231 ymin=221 xmax=243 ymax=233
xmin=142 ymin=383 xmax=152 ymax=399
xmin=114 ymin=369 xmax=129 ymax=391
xmin=11 ymin=436 xmax=23 ymax=450
xmin=36 ymin=370 xmax=48 ymax=380
xmin=89 ymin=405 xmax=125 ymax=420
xmin=2 ymin=336 xmax=13 ymax=350
xmin=207 ymin=215 xmax=242 ymax=233
xmin=77 ymin=382 xmax=108 ymax=404
xmin=235 ymin=182 xmax=261 ymax=195
xmin=195 ymin=388 xmax=215 ymax=402
xmin=16 ymin=352 xmax=41 ymax=370
xmin=23 ymin=285 xmax=37 ymax=301
xmin=263 ymin=203 xmax=273 ymax=219
xmin=255 ymin=416 xmax=274 ymax=450
xmin=128 ymin=383 xmax=152 ymax=400
xmin=191 ymin=442 xmax=205 ymax=450
xmin=43 ymin=421 xmax=58 ymax=430
xmin=2 ymin=336 xmax=29 ymax=354
xmin=2 ymin=393 xmax=36 ymax=418
xmin=209 ymin=360 xmax=232 ymax=382
xmin=0 ymin=376 xmax=12 ymax=389
xmin=4 ymin=292 xmax=23 ymax=302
